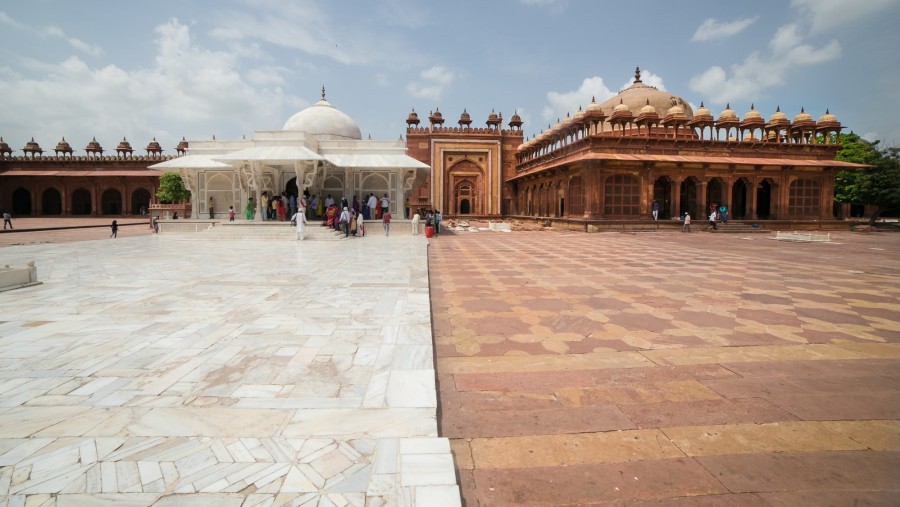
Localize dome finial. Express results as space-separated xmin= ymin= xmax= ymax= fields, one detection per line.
xmin=634 ymin=66 xmax=642 ymax=83
xmin=321 ymin=84 xmax=326 ymax=100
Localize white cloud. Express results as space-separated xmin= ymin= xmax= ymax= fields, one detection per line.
xmin=375 ymin=74 xmax=390 ymax=87
xmin=406 ymin=66 xmax=454 ymax=100
xmin=542 ymin=76 xmax=615 ymax=122
xmin=209 ymin=0 xmax=421 ymax=68
xmin=0 ymin=18 xmax=300 ymax=154
xmin=689 ymin=23 xmax=841 ymax=104
xmin=791 ymin=0 xmax=899 ymax=33
xmin=692 ymin=16 xmax=759 ymax=42
xmin=0 ymin=11 xmax=103 ymax=57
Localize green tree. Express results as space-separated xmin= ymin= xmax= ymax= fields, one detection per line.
xmin=858 ymin=146 xmax=900 ymax=224
xmin=156 ymin=172 xmax=191 ymax=204
xmin=835 ymin=133 xmax=900 ymax=224
xmin=834 ymin=133 xmax=880 ymax=206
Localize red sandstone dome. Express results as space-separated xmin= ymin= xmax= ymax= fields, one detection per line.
xmin=0 ymin=137 xmax=12 ymax=157
xmin=508 ymin=110 xmax=523 ymax=129
xmin=146 ymin=137 xmax=163 ymax=153
xmin=458 ymin=109 xmax=472 ymax=127
xmin=54 ymin=137 xmax=73 ymax=155
xmin=406 ymin=108 xmax=420 ymax=126
xmin=85 ymin=137 xmax=103 ymax=154
xmin=23 ymin=137 xmax=43 ymax=156
xmin=598 ymin=67 xmax=694 ymax=121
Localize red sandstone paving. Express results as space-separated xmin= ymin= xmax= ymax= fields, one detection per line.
xmin=720 ymin=358 xmax=900 ymax=378
xmin=619 ymin=398 xmax=799 ymax=429
xmin=472 ymin=459 xmax=728 ymax=505
xmin=758 ymin=491 xmax=900 ymax=507
xmin=696 ymin=451 xmax=900 ymax=493
xmin=441 ymin=404 xmax=635 ymax=438
xmin=765 ymin=393 xmax=900 ymax=420
xmin=431 ymin=230 xmax=900 ymax=506
xmin=452 ymin=365 xmax=736 ymax=392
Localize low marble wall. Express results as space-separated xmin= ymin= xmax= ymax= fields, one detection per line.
xmin=0 ymin=261 xmax=41 ymax=292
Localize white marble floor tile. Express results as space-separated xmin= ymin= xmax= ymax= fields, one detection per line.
xmin=0 ymin=235 xmax=455 ymax=505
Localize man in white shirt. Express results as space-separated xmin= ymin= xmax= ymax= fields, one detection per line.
xmin=380 ymin=194 xmax=390 ymax=215
xmin=367 ymin=193 xmax=378 ymax=217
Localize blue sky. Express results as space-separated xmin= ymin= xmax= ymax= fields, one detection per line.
xmin=1 ymin=0 xmax=898 ymax=156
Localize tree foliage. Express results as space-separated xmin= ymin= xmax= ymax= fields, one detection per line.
xmin=835 ymin=133 xmax=900 ymax=223
xmin=157 ymin=172 xmax=191 ymax=204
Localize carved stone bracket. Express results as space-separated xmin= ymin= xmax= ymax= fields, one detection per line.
xmin=403 ymin=169 xmax=417 ymax=191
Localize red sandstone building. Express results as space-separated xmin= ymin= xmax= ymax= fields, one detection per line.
xmin=2 ymin=69 xmax=866 ymax=223
xmin=0 ymin=136 xmax=186 ymax=216
xmin=408 ymin=68 xmax=864 ymax=223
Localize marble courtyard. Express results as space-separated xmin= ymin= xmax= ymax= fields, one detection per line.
xmin=0 ymin=232 xmax=459 ymax=506
xmin=1 ymin=223 xmax=900 ymax=506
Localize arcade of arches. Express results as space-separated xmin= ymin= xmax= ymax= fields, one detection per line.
xmin=515 ymin=168 xmax=808 ymax=220
xmin=5 ymin=182 xmax=155 ymax=216
xmin=0 ymin=136 xmax=167 ymax=216
xmin=509 ymin=69 xmax=865 ymax=221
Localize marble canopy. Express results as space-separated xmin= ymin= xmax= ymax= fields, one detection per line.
xmin=151 ymin=90 xmax=429 ymax=220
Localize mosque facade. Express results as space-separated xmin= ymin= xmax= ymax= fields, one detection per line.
xmin=410 ymin=68 xmax=863 ymax=222
xmin=1 ymin=70 xmax=865 ymax=223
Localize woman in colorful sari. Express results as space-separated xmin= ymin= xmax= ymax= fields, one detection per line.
xmin=316 ymin=196 xmax=324 ymax=219
xmin=244 ymin=198 xmax=254 ymax=220
xmin=325 ymin=204 xmax=337 ymax=228
xmin=277 ymin=198 xmax=285 ymax=221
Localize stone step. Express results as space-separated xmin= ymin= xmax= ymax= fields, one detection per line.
xmin=708 ymin=223 xmax=768 ymax=233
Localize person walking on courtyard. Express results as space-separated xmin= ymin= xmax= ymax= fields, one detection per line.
xmin=292 ymin=207 xmax=308 ymax=240
xmin=245 ymin=198 xmax=254 ymax=220
xmin=277 ymin=197 xmax=286 ymax=222
xmin=208 ymin=196 xmax=215 ymax=219
xmin=2 ymin=211 xmax=12 ymax=230
xmin=405 ymin=198 xmax=410 ymax=219
xmin=718 ymin=204 xmax=728 ymax=224
xmin=651 ymin=200 xmax=659 ymax=220
xmin=110 ymin=220 xmax=118 ymax=238
xmin=382 ymin=209 xmax=392 ymax=236
xmin=682 ymin=212 xmax=691 ymax=233
xmin=411 ymin=211 xmax=420 ymax=235
xmin=708 ymin=210 xmax=718 ymax=231
xmin=228 ymin=206 xmax=235 ymax=222
xmin=434 ymin=209 xmax=442 ymax=236
xmin=152 ymin=216 xmax=159 ymax=233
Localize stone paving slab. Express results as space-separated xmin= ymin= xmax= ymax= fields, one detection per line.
xmin=0 ymin=233 xmax=460 ymax=505
xmin=430 ymin=230 xmax=900 ymax=506
xmin=696 ymin=450 xmax=900 ymax=493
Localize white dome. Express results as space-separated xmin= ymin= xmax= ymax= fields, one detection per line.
xmin=282 ymin=94 xmax=362 ymax=140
